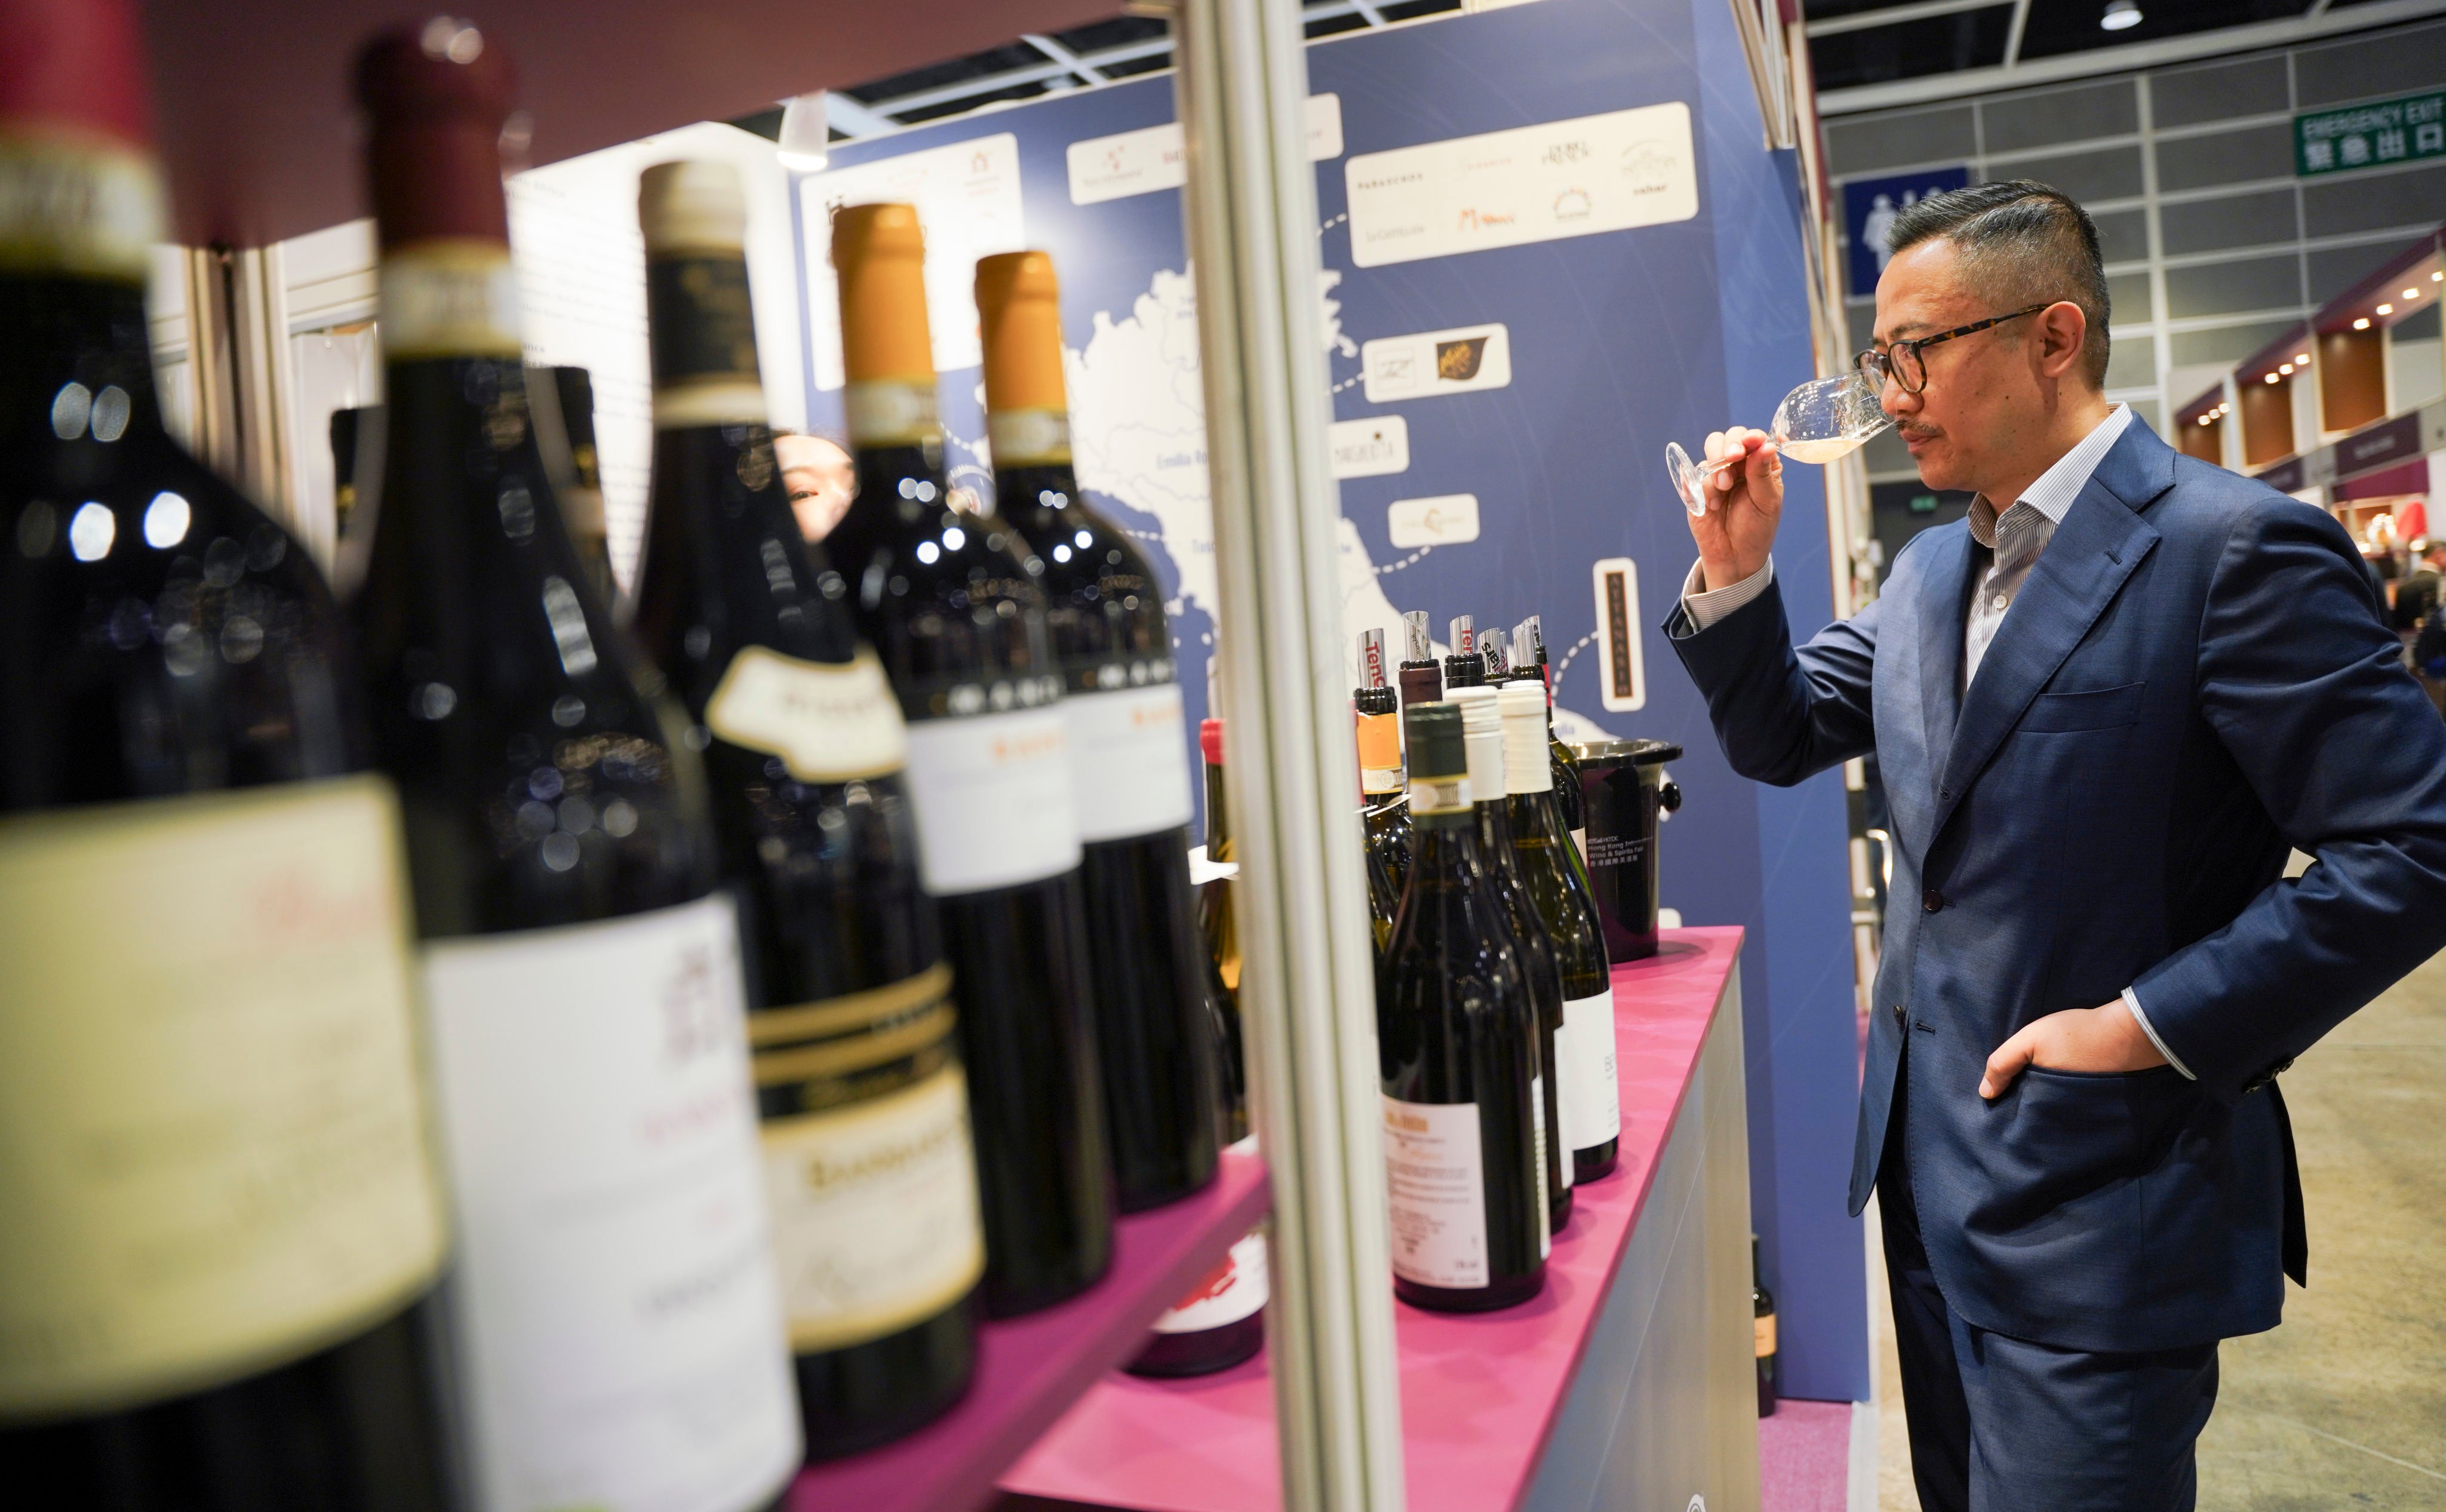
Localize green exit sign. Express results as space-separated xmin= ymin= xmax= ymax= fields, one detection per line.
xmin=1909 ymin=494 xmax=1939 ymax=514
xmin=2296 ymin=91 xmax=2446 ymax=176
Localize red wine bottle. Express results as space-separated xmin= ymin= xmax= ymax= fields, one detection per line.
xmin=975 ymin=251 xmax=1219 ymax=1213
xmin=1452 ymin=686 xmax=1569 ymax=1233
xmin=0 ymin=5 xmax=453 ymax=1502
xmin=1397 ymin=610 xmax=1442 ymax=709
xmin=1443 ymin=615 xmax=1485 ymax=691
xmin=349 ymin=29 xmax=797 ymax=1509
xmin=822 ymin=204 xmax=1113 ymax=1317
xmin=627 ymin=161 xmax=982 ymax=1460
xmin=1376 ymin=704 xmax=1545 ymax=1313
xmin=1356 ymin=628 xmax=1410 ymax=950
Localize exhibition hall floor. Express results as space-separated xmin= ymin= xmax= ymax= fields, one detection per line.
xmin=1867 ymin=946 xmax=2446 ymax=1510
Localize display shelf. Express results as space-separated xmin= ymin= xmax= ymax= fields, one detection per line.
xmin=791 ymin=1144 xmax=1271 ymax=1512
xmin=997 ymin=928 xmax=1747 ymax=1512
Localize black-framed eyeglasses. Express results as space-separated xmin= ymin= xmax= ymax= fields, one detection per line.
xmin=1855 ymin=303 xmax=2050 ymax=395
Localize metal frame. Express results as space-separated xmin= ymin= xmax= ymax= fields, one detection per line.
xmin=1172 ymin=1 xmax=1408 ymax=1507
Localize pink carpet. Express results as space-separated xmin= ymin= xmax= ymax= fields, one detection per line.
xmin=1759 ymin=1399 xmax=1853 ymax=1512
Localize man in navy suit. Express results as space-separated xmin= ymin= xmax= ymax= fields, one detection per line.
xmin=1666 ymin=180 xmax=2446 ymax=1508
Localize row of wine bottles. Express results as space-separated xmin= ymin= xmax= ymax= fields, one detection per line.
xmin=1 ymin=7 xmax=1237 ymax=1506
xmin=1356 ymin=610 xmax=1623 ymax=1312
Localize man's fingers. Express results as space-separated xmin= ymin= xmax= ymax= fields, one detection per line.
xmin=1979 ymin=1031 xmax=2035 ymax=1101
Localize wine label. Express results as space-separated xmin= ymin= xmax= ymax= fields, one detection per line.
xmin=844 ymin=379 xmax=939 ymax=447
xmin=761 ymin=1063 xmax=986 ymax=1353
xmin=1755 ymin=1313 xmax=1777 ymax=1359
xmin=380 ymin=239 xmax=523 ymax=359
xmin=421 ymin=895 xmax=800 ymax=1512
xmin=705 ymin=644 xmax=908 ymax=783
xmin=1065 ymin=682 xmax=1195 ymax=843
xmin=647 ymin=255 xmax=769 ymax=429
xmin=987 ymin=407 xmax=1073 ymax=465
xmin=1149 ymin=1228 xmax=1270 ymax=1335
xmin=1381 ymin=1098 xmax=1489 ymax=1290
xmin=0 ymin=132 xmax=164 ymax=282
xmin=1563 ymin=989 xmax=1623 ymax=1151
xmin=1531 ymin=1074 xmax=1550 ymax=1258
xmin=902 ymin=706 xmax=1083 ymax=895
xmin=1408 ymin=776 xmax=1469 ymax=816
xmin=1571 ymin=827 xmax=1589 ymax=866
xmin=1356 ymin=712 xmax=1403 ymax=794
xmin=0 ymin=777 xmax=446 ymax=1419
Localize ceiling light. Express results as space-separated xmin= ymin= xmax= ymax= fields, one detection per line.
xmin=2279 ymin=363 xmax=2294 ymax=374
xmin=2434 ymin=271 xmax=2442 ymax=282
xmin=2376 ymin=303 xmax=2393 ymax=316
xmin=2354 ymin=317 xmax=2371 ymax=330
xmin=776 ymin=93 xmax=829 ymax=173
xmin=2264 ymin=372 xmax=2281 ymax=383
xmin=2294 ymin=353 xmax=2310 ymax=364
xmin=2407 ymin=288 xmax=2423 ymax=300
xmin=2100 ymin=0 xmax=2143 ymax=30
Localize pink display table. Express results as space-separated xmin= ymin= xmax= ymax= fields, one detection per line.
xmin=999 ymin=928 xmax=1753 ymax=1512
xmin=790 ymin=1144 xmax=1271 ymax=1512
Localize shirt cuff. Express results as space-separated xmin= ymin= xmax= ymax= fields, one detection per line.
xmin=2121 ymin=987 xmax=2195 ymax=1080
xmin=1682 ymin=557 xmax=1775 ymax=631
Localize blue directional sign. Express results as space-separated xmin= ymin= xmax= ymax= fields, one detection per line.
xmin=1842 ymin=166 xmax=1969 ymax=298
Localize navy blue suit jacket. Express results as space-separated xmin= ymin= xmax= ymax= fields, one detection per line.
xmin=1667 ymin=418 xmax=2446 ymax=1353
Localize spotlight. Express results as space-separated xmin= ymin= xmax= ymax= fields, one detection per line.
xmin=2354 ymin=317 xmax=2372 ymax=330
xmin=776 ymin=93 xmax=829 ymax=173
xmin=2264 ymin=372 xmax=2280 ymax=384
xmin=2279 ymin=363 xmax=2294 ymax=374
xmin=2294 ymin=353 xmax=2310 ymax=364
xmin=2405 ymin=288 xmax=2422 ymax=300
xmin=2377 ymin=303 xmax=2393 ymax=316
xmin=2100 ymin=0 xmax=2143 ymax=29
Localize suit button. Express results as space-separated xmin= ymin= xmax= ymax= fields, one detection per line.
xmin=1890 ymin=1003 xmax=1906 ymax=1025
xmin=1923 ymin=888 xmax=1944 ymax=912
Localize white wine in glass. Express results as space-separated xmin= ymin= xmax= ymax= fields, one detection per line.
xmin=1666 ymin=371 xmax=1891 ymax=517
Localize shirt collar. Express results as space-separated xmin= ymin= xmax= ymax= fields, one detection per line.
xmin=1968 ymin=402 xmax=2132 ymax=548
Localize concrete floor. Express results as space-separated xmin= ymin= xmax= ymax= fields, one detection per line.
xmin=1872 ymin=946 xmax=2446 ymax=1510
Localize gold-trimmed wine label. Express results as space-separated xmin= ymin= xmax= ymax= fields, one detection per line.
xmin=985 ymin=407 xmax=1071 ymax=466
xmin=379 ymin=238 xmax=523 ymax=359
xmin=746 ymin=961 xmax=953 ymax=1048
xmin=0 ymin=776 xmax=447 ymax=1420
xmin=762 ymin=1062 xmax=986 ymax=1353
xmin=705 ymin=644 xmax=909 ymax=782
xmin=843 ymin=379 xmax=939 ymax=447
xmin=647 ymin=254 xmax=769 ymax=429
xmin=0 ymin=132 xmax=162 ymax=282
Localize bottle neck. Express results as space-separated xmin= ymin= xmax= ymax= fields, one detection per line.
xmin=643 ymin=245 xmax=766 ymax=429
xmin=1204 ymin=760 xmax=1230 ymax=856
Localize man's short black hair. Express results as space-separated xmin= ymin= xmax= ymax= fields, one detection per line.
xmin=1886 ymin=179 xmax=2112 ymax=388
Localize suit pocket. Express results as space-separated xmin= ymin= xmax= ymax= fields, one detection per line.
xmin=2020 ymin=680 xmax=2146 ymax=733
xmin=1969 ymin=1064 xmax=2193 ymax=1231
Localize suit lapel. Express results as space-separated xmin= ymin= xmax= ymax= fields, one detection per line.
xmin=1914 ymin=525 xmax=1974 ymax=816
xmin=1927 ymin=421 xmax=2172 ymax=844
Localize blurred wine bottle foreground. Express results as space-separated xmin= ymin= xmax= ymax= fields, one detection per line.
xmin=823 ymin=203 xmax=1113 ymax=1317
xmin=349 ymin=25 xmax=798 ymax=1512
xmin=0 ymin=1 xmax=455 ymax=1503
xmin=627 ymin=159 xmax=983 ymax=1461
xmin=976 ymin=250 xmax=1219 ymax=1215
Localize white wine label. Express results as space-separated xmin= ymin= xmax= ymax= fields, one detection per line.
xmin=1531 ymin=1074 xmax=1550 ymax=1258
xmin=763 ymin=1064 xmax=985 ymax=1353
xmin=1381 ymin=1097 xmax=1488 ymax=1290
xmin=842 ymin=379 xmax=940 ymax=446
xmin=0 ymin=133 xmax=164 ymax=282
xmin=705 ymin=644 xmax=908 ymax=782
xmin=903 ymin=707 xmax=1083 ymax=895
xmin=1563 ymin=989 xmax=1622 ymax=1151
xmin=422 ymin=894 xmax=800 ymax=1512
xmin=1150 ymin=1228 xmax=1270 ymax=1335
xmin=987 ymin=407 xmax=1071 ymax=465
xmin=1344 ymin=102 xmax=1698 ymax=269
xmin=1065 ymin=682 xmax=1194 ymax=843
xmin=380 ymin=239 xmax=524 ymax=359
xmin=0 ymin=777 xmax=446 ymax=1419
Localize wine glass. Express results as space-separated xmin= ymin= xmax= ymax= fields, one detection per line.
xmin=1664 ymin=371 xmax=1891 ymax=517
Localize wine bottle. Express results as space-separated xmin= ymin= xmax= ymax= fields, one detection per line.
xmin=822 ymin=204 xmax=1113 ymax=1316
xmin=975 ymin=250 xmax=1218 ymax=1213
xmin=1480 ymin=618 xmax=1511 ymax=683
xmin=1377 ymin=703 xmax=1545 ymax=1313
xmin=530 ymin=364 xmax=614 ymax=607
xmin=1443 ymin=614 xmax=1484 ymax=691
xmin=1499 ymin=680 xmax=1619 ymax=1181
xmin=1197 ymin=717 xmax=1242 ymax=1032
xmin=1517 ymin=616 xmax=1587 ymax=855
xmin=349 ymin=30 xmax=798 ymax=1510
xmin=1451 ymin=686 xmax=1569 ymax=1233
xmin=0 ymin=5 xmax=452 ymax=1499
xmin=626 ymin=161 xmax=982 ymax=1461
xmin=1396 ymin=609 xmax=1441 ymax=709
xmin=1354 ymin=629 xmax=1409 ymax=950
xmin=1753 ymin=1235 xmax=1778 ymax=1417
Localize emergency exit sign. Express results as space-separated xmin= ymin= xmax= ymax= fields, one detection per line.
xmin=2296 ymin=90 xmax=2446 ymax=176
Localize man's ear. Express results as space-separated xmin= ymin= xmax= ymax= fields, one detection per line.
xmin=2035 ymin=300 xmax=2088 ymax=382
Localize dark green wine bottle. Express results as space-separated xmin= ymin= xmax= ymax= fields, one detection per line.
xmin=1355 ymin=628 xmax=1410 ymax=951
xmin=1376 ymin=704 xmax=1545 ymax=1313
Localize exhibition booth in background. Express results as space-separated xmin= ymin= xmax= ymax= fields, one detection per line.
xmin=134 ymin=0 xmax=1866 ymax=1507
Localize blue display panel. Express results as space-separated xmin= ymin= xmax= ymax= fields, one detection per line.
xmin=795 ymin=0 xmax=1869 ymax=1401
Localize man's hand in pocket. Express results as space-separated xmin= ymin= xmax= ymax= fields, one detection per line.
xmin=1980 ymin=998 xmax=2169 ymax=1099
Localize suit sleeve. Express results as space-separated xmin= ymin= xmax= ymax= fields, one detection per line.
xmin=1663 ymin=564 xmax=1879 ymax=787
xmin=2131 ymin=498 xmax=2446 ymax=1095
